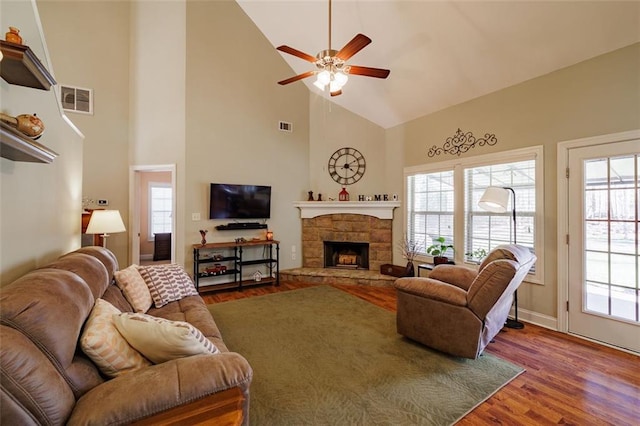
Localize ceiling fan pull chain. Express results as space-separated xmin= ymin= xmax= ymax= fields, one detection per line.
xmin=328 ymin=0 xmax=332 ymax=51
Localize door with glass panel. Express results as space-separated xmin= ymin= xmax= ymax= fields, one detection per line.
xmin=567 ymin=141 xmax=639 ymax=353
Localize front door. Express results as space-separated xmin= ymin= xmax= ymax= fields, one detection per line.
xmin=567 ymin=140 xmax=639 ymax=353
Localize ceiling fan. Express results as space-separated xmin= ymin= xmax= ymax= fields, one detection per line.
xmin=276 ymin=0 xmax=390 ymax=97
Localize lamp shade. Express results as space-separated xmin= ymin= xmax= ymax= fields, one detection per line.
xmin=478 ymin=186 xmax=510 ymax=213
xmin=86 ymin=210 xmax=126 ymax=235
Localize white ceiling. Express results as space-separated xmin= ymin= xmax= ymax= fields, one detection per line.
xmin=236 ymin=0 xmax=640 ymax=129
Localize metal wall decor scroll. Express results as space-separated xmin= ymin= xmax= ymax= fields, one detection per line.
xmin=427 ymin=128 xmax=497 ymax=157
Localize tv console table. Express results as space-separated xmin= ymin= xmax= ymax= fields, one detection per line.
xmin=192 ymin=240 xmax=279 ymax=293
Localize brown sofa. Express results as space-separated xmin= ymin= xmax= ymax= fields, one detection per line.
xmin=0 ymin=246 xmax=252 ymax=425
xmin=394 ymin=244 xmax=536 ymax=359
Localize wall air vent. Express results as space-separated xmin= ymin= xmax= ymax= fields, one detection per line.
xmin=61 ymin=85 xmax=93 ymax=115
xmin=278 ymin=121 xmax=293 ymax=132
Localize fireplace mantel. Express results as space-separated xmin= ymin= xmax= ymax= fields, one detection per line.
xmin=293 ymin=201 xmax=400 ymax=220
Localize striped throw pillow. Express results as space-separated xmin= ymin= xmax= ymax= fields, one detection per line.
xmin=80 ymin=299 xmax=151 ymax=378
xmin=114 ymin=264 xmax=152 ymax=312
xmin=138 ymin=264 xmax=198 ymax=308
xmin=113 ymin=312 xmax=219 ymax=364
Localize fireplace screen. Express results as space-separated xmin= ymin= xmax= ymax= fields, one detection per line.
xmin=324 ymin=241 xmax=369 ymax=270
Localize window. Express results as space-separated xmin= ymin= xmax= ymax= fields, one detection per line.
xmin=405 ymin=146 xmax=544 ymax=283
xmin=149 ymin=183 xmax=172 ymax=238
xmin=406 ymin=170 xmax=455 ymax=257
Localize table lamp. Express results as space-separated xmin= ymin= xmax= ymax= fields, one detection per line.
xmin=85 ymin=210 xmax=126 ymax=248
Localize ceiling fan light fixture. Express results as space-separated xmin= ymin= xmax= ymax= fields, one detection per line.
xmin=334 ymin=71 xmax=348 ymax=86
xmin=329 ymin=79 xmax=342 ymax=93
xmin=276 ymin=0 xmax=389 ymax=96
xmin=313 ymin=79 xmax=326 ymax=90
xmin=317 ymin=70 xmax=331 ymax=85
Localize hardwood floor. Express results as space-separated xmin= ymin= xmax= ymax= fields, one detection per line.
xmin=202 ymin=281 xmax=640 ymax=425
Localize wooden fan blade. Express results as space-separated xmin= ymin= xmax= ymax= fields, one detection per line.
xmin=335 ymin=34 xmax=371 ymax=61
xmin=348 ymin=65 xmax=390 ymax=79
xmin=276 ymin=45 xmax=317 ymax=63
xmin=330 ymin=89 xmax=342 ymax=97
xmin=278 ymin=71 xmax=315 ymax=85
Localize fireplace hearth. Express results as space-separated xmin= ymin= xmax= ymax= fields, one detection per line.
xmin=324 ymin=241 xmax=369 ymax=270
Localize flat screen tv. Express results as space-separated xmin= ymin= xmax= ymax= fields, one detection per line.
xmin=209 ymin=183 xmax=271 ymax=219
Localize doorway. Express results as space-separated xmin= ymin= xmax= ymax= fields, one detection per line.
xmin=558 ymin=130 xmax=639 ymax=353
xmin=129 ymin=165 xmax=176 ymax=265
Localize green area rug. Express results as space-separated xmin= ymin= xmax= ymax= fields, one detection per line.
xmin=208 ymin=286 xmax=524 ymax=425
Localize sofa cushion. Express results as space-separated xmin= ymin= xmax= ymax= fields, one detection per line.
xmin=80 ymin=299 xmax=151 ymax=378
xmin=115 ymin=264 xmax=152 ymax=313
xmin=114 ymin=312 xmax=219 ymax=364
xmin=138 ymin=264 xmax=198 ymax=308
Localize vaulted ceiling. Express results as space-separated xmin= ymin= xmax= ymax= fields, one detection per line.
xmin=237 ymin=0 xmax=640 ymax=129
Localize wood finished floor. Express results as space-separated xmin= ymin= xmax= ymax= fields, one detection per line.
xmin=202 ymin=281 xmax=640 ymax=425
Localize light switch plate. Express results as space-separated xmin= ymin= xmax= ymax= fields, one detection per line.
xmin=192 ymin=213 xmax=201 ymax=221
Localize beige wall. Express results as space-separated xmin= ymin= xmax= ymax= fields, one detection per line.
xmin=0 ymin=0 xmax=84 ymax=286
xmin=129 ymin=0 xmax=186 ymax=265
xmin=388 ymin=43 xmax=640 ymax=319
xmin=38 ymin=0 xmax=131 ymax=267
xmin=309 ymin=95 xmax=387 ymax=200
xmin=184 ymin=0 xmax=310 ymax=270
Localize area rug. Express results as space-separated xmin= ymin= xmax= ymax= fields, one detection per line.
xmin=208 ymin=286 xmax=524 ymax=425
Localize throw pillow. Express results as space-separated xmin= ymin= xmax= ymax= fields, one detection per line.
xmin=80 ymin=299 xmax=151 ymax=378
xmin=138 ymin=264 xmax=198 ymax=308
xmin=113 ymin=312 xmax=219 ymax=364
xmin=114 ymin=264 xmax=152 ymax=313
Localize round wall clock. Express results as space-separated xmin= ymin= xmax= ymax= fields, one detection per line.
xmin=327 ymin=147 xmax=366 ymax=186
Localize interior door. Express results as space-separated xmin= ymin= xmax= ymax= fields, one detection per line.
xmin=567 ymin=140 xmax=639 ymax=353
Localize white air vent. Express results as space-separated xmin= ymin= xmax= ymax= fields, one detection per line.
xmin=278 ymin=121 xmax=293 ymax=132
xmin=60 ymin=85 xmax=93 ymax=115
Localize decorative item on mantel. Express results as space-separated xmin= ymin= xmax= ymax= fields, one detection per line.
xmin=5 ymin=27 xmax=22 ymax=44
xmin=339 ymin=187 xmax=349 ymax=201
xmin=308 ymin=191 xmax=314 ymax=201
xmin=199 ymin=229 xmax=208 ymax=246
xmin=428 ymin=128 xmax=497 ymax=157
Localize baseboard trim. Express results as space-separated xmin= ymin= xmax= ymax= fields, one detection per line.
xmin=510 ymin=307 xmax=557 ymax=330
xmin=140 ymin=254 xmax=153 ymax=261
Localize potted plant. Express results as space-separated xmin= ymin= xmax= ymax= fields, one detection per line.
xmin=426 ymin=236 xmax=454 ymax=265
xmin=399 ymin=236 xmax=422 ymax=277
xmin=465 ymin=247 xmax=488 ymax=263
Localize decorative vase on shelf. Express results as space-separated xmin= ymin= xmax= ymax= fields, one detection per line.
xmin=199 ymin=229 xmax=208 ymax=246
xmin=5 ymin=27 xmax=22 ymax=44
xmin=339 ymin=187 xmax=349 ymax=201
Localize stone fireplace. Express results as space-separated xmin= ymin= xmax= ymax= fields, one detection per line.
xmin=294 ymin=201 xmax=400 ymax=272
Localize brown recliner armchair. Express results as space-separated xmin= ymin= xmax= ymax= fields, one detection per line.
xmin=394 ymin=244 xmax=536 ymax=359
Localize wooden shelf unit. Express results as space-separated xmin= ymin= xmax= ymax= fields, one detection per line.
xmin=193 ymin=240 xmax=279 ymax=293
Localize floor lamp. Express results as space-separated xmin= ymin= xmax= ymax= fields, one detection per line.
xmin=478 ymin=186 xmax=524 ymax=329
xmin=85 ymin=210 xmax=126 ymax=249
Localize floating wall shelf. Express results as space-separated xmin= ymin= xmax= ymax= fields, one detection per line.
xmin=0 ymin=40 xmax=56 ymax=90
xmin=0 ymin=122 xmax=58 ymax=163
